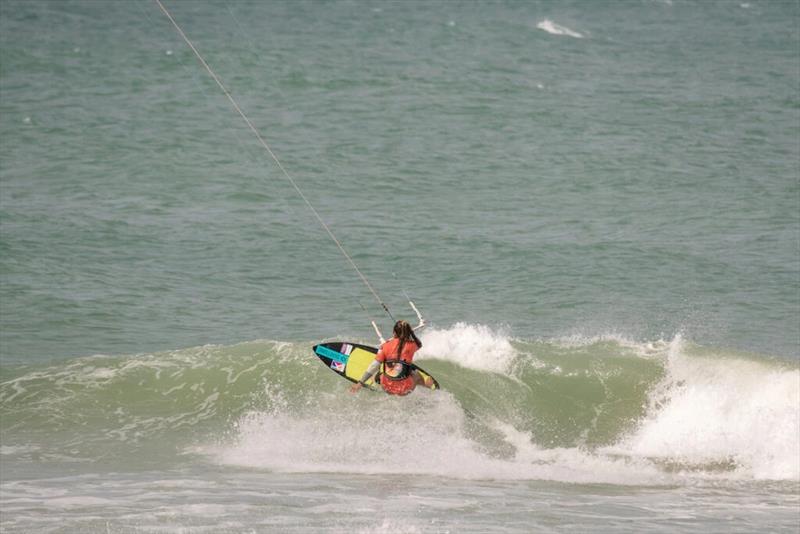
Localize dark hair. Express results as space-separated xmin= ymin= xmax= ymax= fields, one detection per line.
xmin=393 ymin=320 xmax=422 ymax=359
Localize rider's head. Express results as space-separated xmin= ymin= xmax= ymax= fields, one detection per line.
xmin=393 ymin=320 xmax=412 ymax=340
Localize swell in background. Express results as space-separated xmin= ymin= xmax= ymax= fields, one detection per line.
xmin=1 ymin=0 xmax=798 ymax=362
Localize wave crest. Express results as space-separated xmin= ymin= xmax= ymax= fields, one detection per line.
xmin=2 ymin=331 xmax=797 ymax=482
xmin=537 ymin=19 xmax=584 ymax=38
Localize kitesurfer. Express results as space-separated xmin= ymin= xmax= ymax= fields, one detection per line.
xmin=350 ymin=320 xmax=434 ymax=396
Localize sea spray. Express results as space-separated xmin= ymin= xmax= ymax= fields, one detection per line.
xmin=2 ymin=328 xmax=797 ymax=481
xmin=612 ymin=336 xmax=800 ymax=480
xmin=417 ymin=322 xmax=517 ymax=373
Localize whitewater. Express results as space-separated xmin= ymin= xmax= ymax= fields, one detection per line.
xmin=2 ymin=326 xmax=798 ymax=482
xmin=2 ymin=326 xmax=798 ymax=531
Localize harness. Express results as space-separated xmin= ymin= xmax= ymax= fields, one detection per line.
xmin=375 ymin=339 xmax=418 ymax=395
xmin=380 ymin=359 xmax=412 ymax=381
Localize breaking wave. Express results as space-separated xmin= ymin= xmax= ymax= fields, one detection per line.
xmin=1 ymin=325 xmax=797 ymax=483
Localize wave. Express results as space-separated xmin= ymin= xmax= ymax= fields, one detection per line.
xmin=1 ymin=326 xmax=797 ymax=482
xmin=609 ymin=340 xmax=800 ymax=480
xmin=536 ymin=19 xmax=584 ymax=39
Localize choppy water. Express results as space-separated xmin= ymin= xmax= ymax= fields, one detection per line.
xmin=1 ymin=0 xmax=799 ymax=532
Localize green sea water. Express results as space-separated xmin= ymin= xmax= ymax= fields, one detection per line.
xmin=1 ymin=1 xmax=799 ymax=532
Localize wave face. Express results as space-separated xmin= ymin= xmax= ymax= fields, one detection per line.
xmin=2 ymin=325 xmax=797 ymax=483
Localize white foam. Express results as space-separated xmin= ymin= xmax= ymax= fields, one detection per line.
xmin=204 ymin=387 xmax=668 ymax=485
xmin=0 ymin=445 xmax=39 ymax=456
xmin=85 ymin=367 xmax=116 ymax=379
xmin=45 ymin=496 xmax=118 ymax=509
xmin=417 ymin=322 xmax=517 ymax=374
xmin=612 ymin=337 xmax=800 ymax=480
xmin=536 ymin=19 xmax=584 ymax=39
xmin=206 ymin=393 xmax=489 ymax=477
xmin=490 ymin=420 xmax=667 ymax=485
xmin=550 ymin=332 xmax=674 ymax=361
xmin=196 ymin=333 xmax=799 ymax=484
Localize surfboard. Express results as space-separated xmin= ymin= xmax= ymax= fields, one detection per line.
xmin=313 ymin=341 xmax=439 ymax=391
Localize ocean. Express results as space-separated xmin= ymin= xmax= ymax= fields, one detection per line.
xmin=1 ymin=0 xmax=798 ymax=532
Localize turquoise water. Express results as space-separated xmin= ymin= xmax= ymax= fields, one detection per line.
xmin=1 ymin=1 xmax=799 ymax=532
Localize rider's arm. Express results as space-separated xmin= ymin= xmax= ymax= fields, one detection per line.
xmin=350 ymin=343 xmax=387 ymax=393
xmin=349 ymin=358 xmax=380 ymax=393
xmin=358 ymin=360 xmax=380 ymax=385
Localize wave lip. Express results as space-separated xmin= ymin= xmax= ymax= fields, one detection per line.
xmin=417 ymin=322 xmax=517 ymax=374
xmin=536 ymin=19 xmax=584 ymax=38
xmin=610 ymin=337 xmax=800 ymax=481
xmin=3 ymin=330 xmax=798 ymax=483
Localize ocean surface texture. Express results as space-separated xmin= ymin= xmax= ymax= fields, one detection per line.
xmin=1 ymin=1 xmax=798 ymax=533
